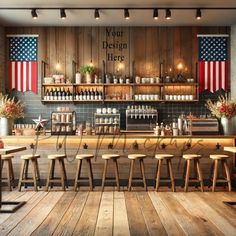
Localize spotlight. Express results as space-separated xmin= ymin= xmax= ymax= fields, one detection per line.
xmin=153 ymin=8 xmax=158 ymax=20
xmin=60 ymin=9 xmax=66 ymax=19
xmin=196 ymin=9 xmax=202 ymax=20
xmin=124 ymin=8 xmax=129 ymax=20
xmin=94 ymin=9 xmax=100 ymax=20
xmin=165 ymin=8 xmax=171 ymax=20
xmin=31 ymin=9 xmax=38 ymax=19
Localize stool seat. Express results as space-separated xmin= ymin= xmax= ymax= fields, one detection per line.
xmin=155 ymin=154 xmax=173 ymax=160
xmin=183 ymin=154 xmax=201 ymax=160
xmin=102 ymin=154 xmax=120 ymax=160
xmin=128 ymin=154 xmax=146 ymax=160
xmin=48 ymin=154 xmax=66 ymax=160
xmin=1 ymin=154 xmax=14 ymax=160
xmin=210 ymin=154 xmax=229 ymax=160
xmin=21 ymin=154 xmax=40 ymax=160
xmin=76 ymin=154 xmax=94 ymax=160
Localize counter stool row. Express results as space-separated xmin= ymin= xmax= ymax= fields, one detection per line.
xmin=1 ymin=153 xmax=232 ymax=192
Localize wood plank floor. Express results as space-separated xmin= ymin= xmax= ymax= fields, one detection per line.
xmin=0 ymin=189 xmax=236 ymax=236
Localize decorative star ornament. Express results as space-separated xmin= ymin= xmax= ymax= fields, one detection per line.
xmin=33 ymin=115 xmax=48 ymax=131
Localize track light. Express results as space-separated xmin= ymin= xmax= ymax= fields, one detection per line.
xmin=60 ymin=9 xmax=66 ymax=19
xmin=153 ymin=8 xmax=158 ymax=20
xmin=31 ymin=9 xmax=38 ymax=19
xmin=124 ymin=8 xmax=129 ymax=20
xmin=94 ymin=9 xmax=100 ymax=20
xmin=196 ymin=9 xmax=202 ymax=20
xmin=165 ymin=8 xmax=171 ymax=20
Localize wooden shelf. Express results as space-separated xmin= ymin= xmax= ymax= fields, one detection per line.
xmin=163 ymin=82 xmax=198 ymax=86
xmin=134 ymin=83 xmax=163 ymax=86
xmin=42 ymin=83 xmax=73 ymax=86
xmin=104 ymin=83 xmax=134 ymax=86
xmin=74 ymin=83 xmax=103 ymax=86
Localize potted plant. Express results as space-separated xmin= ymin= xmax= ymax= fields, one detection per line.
xmin=0 ymin=95 xmax=24 ymax=136
xmin=79 ymin=65 xmax=95 ymax=84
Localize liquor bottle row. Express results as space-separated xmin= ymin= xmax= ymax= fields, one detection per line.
xmin=74 ymin=89 xmax=103 ymax=101
xmin=44 ymin=88 xmax=103 ymax=101
xmin=44 ymin=88 xmax=73 ymax=101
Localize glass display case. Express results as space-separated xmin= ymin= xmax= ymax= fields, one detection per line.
xmin=94 ymin=112 xmax=120 ymax=135
xmin=51 ymin=111 xmax=76 ymax=135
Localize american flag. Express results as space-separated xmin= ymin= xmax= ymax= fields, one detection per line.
xmin=198 ymin=35 xmax=228 ymax=93
xmin=8 ymin=36 xmax=38 ymax=94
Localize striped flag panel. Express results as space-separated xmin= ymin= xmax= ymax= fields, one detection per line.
xmin=8 ymin=36 xmax=38 ymax=94
xmin=198 ymin=36 xmax=228 ymax=93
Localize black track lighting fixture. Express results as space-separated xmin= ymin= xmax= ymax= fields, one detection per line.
xmin=31 ymin=8 xmax=38 ymax=19
xmin=94 ymin=8 xmax=100 ymax=20
xmin=60 ymin=8 xmax=66 ymax=19
xmin=196 ymin=8 xmax=202 ymax=20
xmin=124 ymin=8 xmax=129 ymax=20
xmin=165 ymin=8 xmax=171 ymax=20
xmin=153 ymin=8 xmax=158 ymax=20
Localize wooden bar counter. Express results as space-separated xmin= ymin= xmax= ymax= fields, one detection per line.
xmin=1 ymin=134 xmax=236 ymax=185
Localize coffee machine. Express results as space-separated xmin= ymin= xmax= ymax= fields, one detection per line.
xmin=126 ymin=105 xmax=158 ymax=131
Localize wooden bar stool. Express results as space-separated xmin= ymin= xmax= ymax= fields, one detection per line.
xmin=18 ymin=154 xmax=41 ymax=191
xmin=74 ymin=154 xmax=94 ymax=191
xmin=182 ymin=154 xmax=204 ymax=192
xmin=46 ymin=154 xmax=67 ymax=191
xmin=155 ymin=154 xmax=175 ymax=192
xmin=101 ymin=154 xmax=120 ymax=191
xmin=128 ymin=154 xmax=147 ymax=191
xmin=1 ymin=154 xmax=15 ymax=191
xmin=210 ymin=154 xmax=231 ymax=192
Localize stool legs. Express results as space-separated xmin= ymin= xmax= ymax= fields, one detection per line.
xmin=2 ymin=159 xmax=15 ymax=191
xmin=18 ymin=159 xmax=40 ymax=192
xmin=212 ymin=160 xmax=218 ymax=192
xmin=184 ymin=160 xmax=191 ymax=192
xmin=155 ymin=159 xmax=162 ymax=191
xmin=74 ymin=159 xmax=94 ymax=191
xmin=46 ymin=160 xmax=54 ymax=191
xmin=102 ymin=159 xmax=120 ymax=191
xmin=101 ymin=160 xmax=108 ymax=191
xmin=128 ymin=160 xmax=135 ymax=191
xmin=59 ymin=159 xmax=66 ymax=191
xmin=212 ymin=159 xmax=231 ymax=192
xmin=74 ymin=159 xmax=82 ymax=191
xmin=167 ymin=159 xmax=176 ymax=192
xmin=128 ymin=159 xmax=147 ymax=191
xmin=184 ymin=159 xmax=204 ymax=192
xmin=114 ymin=159 xmax=120 ymax=191
xmin=155 ymin=159 xmax=175 ymax=192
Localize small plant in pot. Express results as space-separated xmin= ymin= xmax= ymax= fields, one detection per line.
xmin=79 ymin=65 xmax=95 ymax=84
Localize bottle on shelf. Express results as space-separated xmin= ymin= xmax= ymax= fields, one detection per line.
xmin=95 ymin=88 xmax=98 ymax=100
xmin=49 ymin=88 xmax=53 ymax=101
xmin=58 ymin=87 xmax=62 ymax=100
xmin=98 ymin=90 xmax=103 ymax=100
xmin=62 ymin=87 xmax=66 ymax=100
xmin=45 ymin=89 xmax=50 ymax=100
xmin=91 ymin=88 xmax=95 ymax=100
xmin=79 ymin=89 xmax=84 ymax=100
xmin=84 ymin=89 xmax=88 ymax=100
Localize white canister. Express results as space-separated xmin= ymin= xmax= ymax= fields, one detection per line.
xmin=102 ymin=108 xmax=107 ymax=114
xmin=76 ymin=73 xmax=82 ymax=84
xmin=112 ymin=108 xmax=117 ymax=114
xmin=107 ymin=108 xmax=112 ymax=114
xmin=135 ymin=76 xmax=141 ymax=84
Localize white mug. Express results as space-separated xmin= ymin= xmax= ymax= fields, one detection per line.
xmin=107 ymin=108 xmax=112 ymax=114
xmin=102 ymin=108 xmax=107 ymax=114
xmin=169 ymin=95 xmax=173 ymax=100
xmin=173 ymin=95 xmax=177 ymax=100
xmin=165 ymin=95 xmax=169 ymax=100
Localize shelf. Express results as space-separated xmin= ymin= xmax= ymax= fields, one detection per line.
xmin=134 ymin=83 xmax=164 ymax=86
xmin=104 ymin=100 xmax=133 ymax=102
xmin=95 ymin=113 xmax=119 ymax=116
xmin=104 ymin=83 xmax=134 ymax=86
xmin=42 ymin=83 xmax=73 ymax=86
xmin=134 ymin=100 xmax=163 ymax=102
xmin=74 ymin=83 xmax=103 ymax=86
xmin=163 ymin=83 xmax=198 ymax=86
xmin=41 ymin=100 xmax=73 ymax=103
xmin=95 ymin=123 xmax=119 ymax=125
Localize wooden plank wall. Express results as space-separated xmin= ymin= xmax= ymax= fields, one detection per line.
xmin=5 ymin=26 xmax=229 ymax=81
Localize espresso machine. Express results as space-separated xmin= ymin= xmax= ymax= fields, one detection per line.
xmin=126 ymin=105 xmax=158 ymax=131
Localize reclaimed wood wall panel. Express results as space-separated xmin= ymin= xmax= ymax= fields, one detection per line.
xmin=5 ymin=26 xmax=229 ymax=80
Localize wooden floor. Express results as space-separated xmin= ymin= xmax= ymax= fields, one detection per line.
xmin=0 ymin=188 xmax=236 ymax=236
